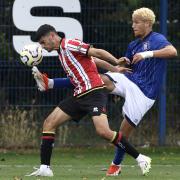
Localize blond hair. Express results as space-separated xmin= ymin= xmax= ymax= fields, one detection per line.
xmin=132 ymin=7 xmax=156 ymax=25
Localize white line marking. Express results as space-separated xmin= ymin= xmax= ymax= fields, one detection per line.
xmin=0 ymin=164 xmax=180 ymax=168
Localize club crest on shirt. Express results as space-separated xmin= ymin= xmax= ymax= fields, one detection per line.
xmin=143 ymin=41 xmax=150 ymax=51
xmin=132 ymin=50 xmax=135 ymax=55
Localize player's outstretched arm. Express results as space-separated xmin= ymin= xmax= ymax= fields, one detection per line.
xmin=132 ymin=45 xmax=177 ymax=64
xmin=94 ymin=57 xmax=132 ymax=73
xmin=152 ymin=45 xmax=177 ymax=58
xmin=88 ymin=47 xmax=119 ymax=65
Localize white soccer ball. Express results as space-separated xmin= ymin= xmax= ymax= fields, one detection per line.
xmin=20 ymin=44 xmax=43 ymax=67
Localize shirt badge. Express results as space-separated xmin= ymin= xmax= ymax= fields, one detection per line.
xmin=143 ymin=42 xmax=150 ymax=51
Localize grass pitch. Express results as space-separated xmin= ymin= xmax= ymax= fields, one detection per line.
xmin=0 ymin=147 xmax=180 ymax=180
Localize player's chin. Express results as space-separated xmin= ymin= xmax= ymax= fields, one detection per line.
xmin=134 ymin=32 xmax=141 ymax=38
xmin=133 ymin=32 xmax=138 ymax=37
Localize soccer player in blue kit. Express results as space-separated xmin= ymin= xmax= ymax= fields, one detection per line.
xmin=32 ymin=7 xmax=177 ymax=176
xmin=105 ymin=7 xmax=177 ymax=176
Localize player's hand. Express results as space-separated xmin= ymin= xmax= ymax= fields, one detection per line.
xmin=115 ymin=65 xmax=132 ymax=73
xmin=132 ymin=53 xmax=143 ymax=64
xmin=32 ymin=66 xmax=49 ymax=91
xmin=117 ymin=57 xmax=130 ymax=66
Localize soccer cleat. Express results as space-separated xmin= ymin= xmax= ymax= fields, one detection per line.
xmin=106 ymin=163 xmax=121 ymax=176
xmin=32 ymin=66 xmax=49 ymax=91
xmin=138 ymin=155 xmax=152 ymax=175
xmin=25 ymin=165 xmax=53 ymax=177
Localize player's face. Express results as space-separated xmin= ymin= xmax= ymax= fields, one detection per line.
xmin=132 ymin=16 xmax=148 ymax=38
xmin=39 ymin=33 xmax=56 ymax=52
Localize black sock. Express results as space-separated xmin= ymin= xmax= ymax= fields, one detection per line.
xmin=40 ymin=132 xmax=55 ymax=165
xmin=112 ymin=132 xmax=139 ymax=159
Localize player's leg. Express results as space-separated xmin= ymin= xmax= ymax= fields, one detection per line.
xmin=32 ymin=68 xmax=115 ymax=92
xmin=114 ymin=117 xmax=135 ymax=162
xmin=101 ymin=74 xmax=130 ymax=174
xmin=26 ymin=96 xmax=83 ymax=177
xmin=106 ymin=115 xmax=152 ymax=176
xmin=104 ymin=72 xmax=154 ymax=176
xmin=26 ymin=106 xmax=72 ymax=177
xmin=32 ymin=66 xmax=73 ymax=91
xmin=92 ymin=114 xmax=143 ymax=161
xmin=80 ymin=88 xmax=140 ymax=161
xmin=108 ymin=94 xmax=154 ymax=176
xmin=92 ymin=114 xmax=152 ymax=175
xmin=102 ymin=72 xmax=129 ymax=175
xmin=107 ymin=118 xmax=135 ymax=176
xmin=41 ymin=107 xmax=72 ymax=167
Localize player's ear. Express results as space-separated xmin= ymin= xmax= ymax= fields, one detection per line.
xmin=49 ymin=32 xmax=54 ymax=37
xmin=49 ymin=31 xmax=55 ymax=39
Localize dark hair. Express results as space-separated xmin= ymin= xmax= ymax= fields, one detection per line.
xmin=34 ymin=24 xmax=56 ymax=41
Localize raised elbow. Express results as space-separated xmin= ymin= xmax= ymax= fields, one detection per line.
xmin=170 ymin=46 xmax=178 ymax=57
xmin=173 ymin=48 xmax=178 ymax=57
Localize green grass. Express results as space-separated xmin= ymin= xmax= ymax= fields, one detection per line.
xmin=0 ymin=147 xmax=180 ymax=180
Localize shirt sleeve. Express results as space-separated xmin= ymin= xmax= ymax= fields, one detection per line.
xmin=66 ymin=39 xmax=91 ymax=55
xmin=152 ymin=34 xmax=171 ymax=50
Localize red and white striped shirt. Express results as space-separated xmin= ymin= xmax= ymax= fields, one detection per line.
xmin=58 ymin=38 xmax=104 ymax=97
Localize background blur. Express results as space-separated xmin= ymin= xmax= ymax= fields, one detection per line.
xmin=0 ymin=0 xmax=179 ymax=149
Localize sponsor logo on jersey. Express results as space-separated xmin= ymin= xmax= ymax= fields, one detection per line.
xmin=93 ymin=107 xmax=98 ymax=112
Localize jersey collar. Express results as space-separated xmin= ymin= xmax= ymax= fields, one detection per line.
xmin=141 ymin=31 xmax=153 ymax=41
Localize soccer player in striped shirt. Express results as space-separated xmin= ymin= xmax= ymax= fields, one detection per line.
xmin=27 ymin=24 xmax=151 ymax=177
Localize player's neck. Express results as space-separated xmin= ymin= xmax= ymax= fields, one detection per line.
xmin=140 ymin=29 xmax=152 ymax=40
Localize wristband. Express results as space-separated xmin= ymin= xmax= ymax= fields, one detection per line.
xmin=139 ymin=51 xmax=153 ymax=59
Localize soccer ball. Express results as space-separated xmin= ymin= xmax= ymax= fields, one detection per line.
xmin=20 ymin=44 xmax=43 ymax=67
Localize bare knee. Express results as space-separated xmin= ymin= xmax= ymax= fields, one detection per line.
xmin=43 ymin=118 xmax=56 ymax=132
xmin=42 ymin=107 xmax=71 ymax=132
xmin=93 ymin=114 xmax=113 ymax=140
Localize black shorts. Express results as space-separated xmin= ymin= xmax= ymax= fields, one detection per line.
xmin=58 ymin=89 xmax=108 ymax=120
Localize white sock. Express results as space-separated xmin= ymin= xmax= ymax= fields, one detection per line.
xmin=40 ymin=164 xmax=50 ymax=169
xmin=136 ymin=154 xmax=144 ymax=163
xmin=48 ymin=79 xmax=54 ymax=89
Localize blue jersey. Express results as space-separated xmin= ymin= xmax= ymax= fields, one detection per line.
xmin=124 ymin=32 xmax=171 ymax=100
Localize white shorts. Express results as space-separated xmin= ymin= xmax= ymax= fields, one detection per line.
xmin=105 ymin=72 xmax=155 ymax=126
